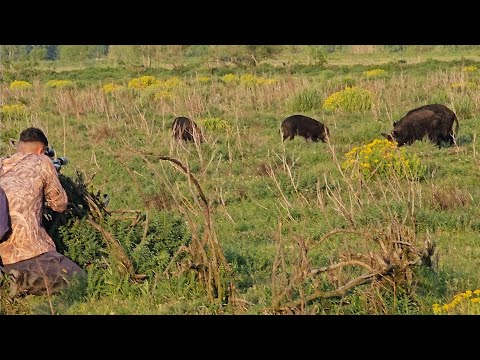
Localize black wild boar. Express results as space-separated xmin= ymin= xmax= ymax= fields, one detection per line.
xmin=281 ymin=115 xmax=329 ymax=142
xmin=172 ymin=117 xmax=204 ymax=143
xmin=381 ymin=104 xmax=459 ymax=147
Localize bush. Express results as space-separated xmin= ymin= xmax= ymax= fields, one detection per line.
xmin=9 ymin=80 xmax=33 ymax=90
xmin=450 ymin=82 xmax=477 ymax=91
xmin=46 ymin=80 xmax=74 ymax=89
xmin=102 ymin=83 xmax=125 ymax=94
xmin=0 ymin=104 xmax=27 ymax=118
xmin=58 ymin=211 xmax=191 ymax=278
xmin=342 ymin=139 xmax=426 ymax=180
xmin=197 ymin=117 xmax=230 ymax=131
xmin=197 ymin=76 xmax=212 ymax=84
xmin=238 ymin=74 xmax=277 ymax=87
xmin=288 ymin=88 xmax=323 ymax=112
xmin=453 ymin=97 xmax=475 ymax=119
xmin=127 ymin=76 xmax=158 ymax=90
xmin=323 ymin=86 xmax=374 ymax=112
xmin=462 ymin=65 xmax=477 ymax=72
xmin=220 ymin=74 xmax=239 ymax=84
xmin=363 ymin=69 xmax=387 ymax=78
xmin=433 ymin=289 xmax=480 ymax=315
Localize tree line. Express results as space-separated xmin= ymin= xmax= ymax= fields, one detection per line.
xmin=1 ymin=45 xmax=479 ymax=67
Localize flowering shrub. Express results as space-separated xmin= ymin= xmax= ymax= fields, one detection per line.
xmin=239 ymin=74 xmax=257 ymax=86
xmin=102 ymin=83 xmax=125 ymax=94
xmin=433 ymin=289 xmax=480 ymax=315
xmin=0 ymin=104 xmax=27 ymax=117
xmin=163 ymin=77 xmax=183 ymax=90
xmin=323 ymin=86 xmax=374 ymax=112
xmin=363 ymin=69 xmax=386 ymax=77
xmin=450 ymin=82 xmax=477 ymax=90
xmin=46 ymin=80 xmax=74 ymax=89
xmin=342 ymin=139 xmax=426 ymax=179
xmin=197 ymin=76 xmax=212 ymax=84
xmin=10 ymin=80 xmax=33 ymax=90
xmin=462 ymin=65 xmax=477 ymax=72
xmin=220 ymin=74 xmax=239 ymax=83
xmin=219 ymin=73 xmax=276 ymax=87
xmin=197 ymin=117 xmax=230 ymax=131
xmin=256 ymin=77 xmax=277 ymax=86
xmin=127 ymin=76 xmax=158 ymax=90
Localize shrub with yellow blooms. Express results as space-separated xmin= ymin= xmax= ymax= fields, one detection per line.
xmin=462 ymin=65 xmax=477 ymax=72
xmin=10 ymin=80 xmax=33 ymax=90
xmin=450 ymin=81 xmax=477 ymax=91
xmin=220 ymin=74 xmax=239 ymax=84
xmin=102 ymin=83 xmax=125 ymax=94
xmin=127 ymin=76 xmax=158 ymax=90
xmin=0 ymin=104 xmax=27 ymax=117
xmin=46 ymin=80 xmax=74 ymax=89
xmin=197 ymin=76 xmax=212 ymax=84
xmin=343 ymin=139 xmax=426 ymax=180
xmin=363 ymin=69 xmax=386 ymax=77
xmin=239 ymin=74 xmax=277 ymax=87
xmin=433 ymin=289 xmax=480 ymax=315
xmin=197 ymin=117 xmax=230 ymax=131
xmin=163 ymin=77 xmax=183 ymax=90
xmin=323 ymin=86 xmax=374 ymax=112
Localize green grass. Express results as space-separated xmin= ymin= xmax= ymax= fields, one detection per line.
xmin=1 ymin=51 xmax=480 ymax=315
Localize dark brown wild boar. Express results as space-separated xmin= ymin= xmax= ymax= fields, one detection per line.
xmin=281 ymin=115 xmax=329 ymax=143
xmin=381 ymin=104 xmax=459 ymax=147
xmin=172 ymin=117 xmax=204 ymax=143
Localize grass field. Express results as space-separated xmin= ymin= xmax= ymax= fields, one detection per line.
xmin=1 ymin=49 xmax=480 ymax=314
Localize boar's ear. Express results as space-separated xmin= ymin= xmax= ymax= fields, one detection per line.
xmin=381 ymin=132 xmax=394 ymax=141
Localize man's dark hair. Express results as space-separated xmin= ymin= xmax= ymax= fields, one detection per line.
xmin=19 ymin=127 xmax=48 ymax=147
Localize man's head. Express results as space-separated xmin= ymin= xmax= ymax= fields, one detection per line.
xmin=17 ymin=127 xmax=48 ymax=155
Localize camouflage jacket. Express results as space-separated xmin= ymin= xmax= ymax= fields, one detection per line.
xmin=0 ymin=152 xmax=68 ymax=265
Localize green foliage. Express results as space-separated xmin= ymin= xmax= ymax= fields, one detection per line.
xmin=453 ymin=97 xmax=475 ymax=119
xmin=57 ymin=210 xmax=190 ymax=278
xmin=323 ymin=86 xmax=374 ymax=112
xmin=288 ymin=88 xmax=323 ymax=112
xmin=58 ymin=45 xmax=107 ymax=61
xmin=198 ymin=117 xmax=230 ymax=131
xmin=307 ymin=46 xmax=328 ymax=66
xmin=3 ymin=48 xmax=480 ymax=315
xmin=343 ymin=139 xmax=427 ymax=180
xmin=29 ymin=46 xmax=47 ymax=61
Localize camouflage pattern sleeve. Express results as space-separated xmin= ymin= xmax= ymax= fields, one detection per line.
xmin=0 ymin=186 xmax=9 ymax=239
xmin=41 ymin=155 xmax=68 ymax=212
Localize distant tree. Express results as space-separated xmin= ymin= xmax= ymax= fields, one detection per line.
xmin=108 ymin=45 xmax=142 ymax=65
xmin=184 ymin=45 xmax=209 ymax=57
xmin=307 ymin=46 xmax=328 ymax=66
xmin=45 ymin=45 xmax=58 ymax=60
xmin=206 ymin=45 xmax=281 ymax=68
xmin=0 ymin=45 xmax=29 ymax=62
xmin=59 ymin=45 xmax=108 ymax=62
xmin=151 ymin=45 xmax=187 ymax=68
xmin=384 ymin=45 xmax=406 ymax=53
xmin=29 ymin=46 xmax=47 ymax=61
xmin=244 ymin=45 xmax=283 ymax=66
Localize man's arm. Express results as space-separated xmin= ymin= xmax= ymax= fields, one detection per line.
xmin=41 ymin=156 xmax=68 ymax=212
xmin=0 ymin=187 xmax=10 ymax=239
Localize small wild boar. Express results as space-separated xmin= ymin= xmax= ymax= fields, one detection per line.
xmin=381 ymin=104 xmax=459 ymax=147
xmin=172 ymin=117 xmax=204 ymax=143
xmin=281 ymin=115 xmax=329 ymax=142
